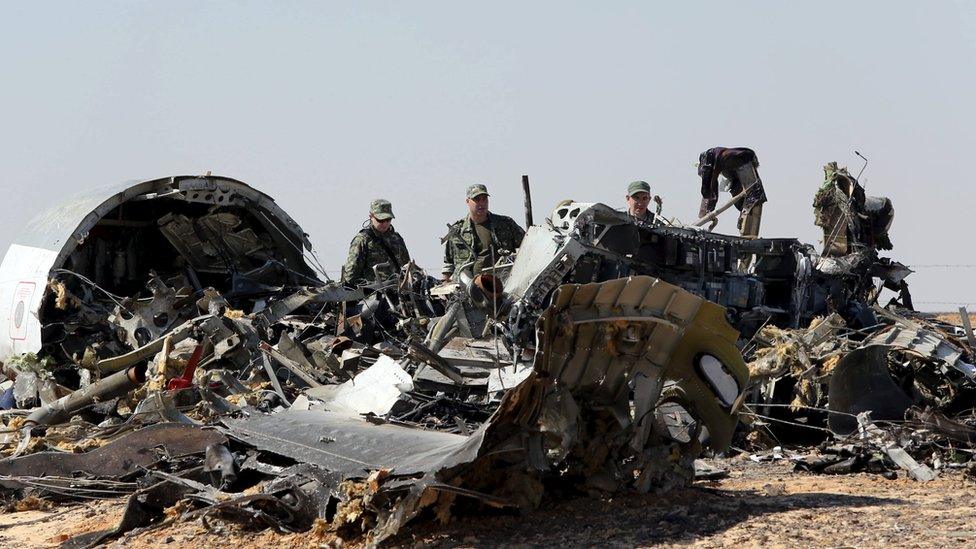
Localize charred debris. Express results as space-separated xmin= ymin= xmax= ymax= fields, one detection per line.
xmin=0 ymin=165 xmax=968 ymax=545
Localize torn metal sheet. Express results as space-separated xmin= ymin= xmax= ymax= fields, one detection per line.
xmin=814 ymin=161 xmax=894 ymax=257
xmin=316 ymin=355 xmax=414 ymax=416
xmin=0 ymin=423 xmax=225 ymax=486
xmin=109 ymin=276 xmax=190 ymax=348
xmin=223 ymin=410 xmax=472 ymax=476
xmin=437 ymin=337 xmax=512 ymax=369
xmin=261 ymin=341 xmax=324 ymax=388
xmin=405 ymin=339 xmax=466 ymax=384
xmin=223 ymin=276 xmax=749 ymax=544
xmin=883 ymin=446 xmax=936 ymax=482
xmin=827 ymin=345 xmax=913 ymax=435
xmin=693 ymin=459 xmax=729 ymax=480
xmin=529 ymin=275 xmax=749 ymax=453
xmin=486 ymin=364 xmax=534 ymax=395
xmin=866 ymin=322 xmax=976 ymax=379
xmin=158 ymin=212 xmax=271 ymax=274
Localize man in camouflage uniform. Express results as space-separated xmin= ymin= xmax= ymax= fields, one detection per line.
xmin=341 ymin=199 xmax=411 ymax=287
xmin=625 ymin=180 xmax=662 ymax=226
xmin=442 ymin=184 xmax=525 ymax=280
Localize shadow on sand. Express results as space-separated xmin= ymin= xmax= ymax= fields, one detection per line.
xmin=391 ymin=484 xmax=905 ymax=547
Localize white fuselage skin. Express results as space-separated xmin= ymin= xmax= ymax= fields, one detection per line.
xmin=0 ymin=243 xmax=59 ymax=359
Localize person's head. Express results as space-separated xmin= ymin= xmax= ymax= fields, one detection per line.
xmin=369 ymin=199 xmax=395 ymax=233
xmin=465 ymin=184 xmax=490 ymax=222
xmin=626 ymin=181 xmax=651 ymax=217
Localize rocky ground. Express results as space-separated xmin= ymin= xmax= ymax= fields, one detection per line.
xmin=2 ymin=456 xmax=974 ymax=548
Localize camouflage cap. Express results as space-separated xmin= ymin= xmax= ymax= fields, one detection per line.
xmin=369 ymin=199 xmax=395 ymax=220
xmin=466 ymin=184 xmax=490 ymax=199
xmin=627 ymin=180 xmax=651 ymax=197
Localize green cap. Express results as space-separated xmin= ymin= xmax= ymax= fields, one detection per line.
xmin=369 ymin=199 xmax=395 ymax=220
xmin=466 ymin=184 xmax=490 ymax=199
xmin=627 ymin=180 xmax=651 ymax=197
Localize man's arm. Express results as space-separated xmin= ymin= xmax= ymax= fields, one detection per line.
xmin=341 ymin=235 xmax=366 ymax=286
xmin=442 ymin=232 xmax=455 ymax=280
xmin=699 ymin=171 xmax=718 ymax=217
xmin=394 ymin=233 xmax=410 ymax=267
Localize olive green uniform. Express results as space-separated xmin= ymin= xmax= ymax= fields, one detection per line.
xmin=341 ymin=199 xmax=410 ymax=287
xmin=629 ymin=210 xmax=658 ymax=226
xmin=341 ymin=226 xmax=410 ymax=287
xmin=442 ymin=212 xmax=525 ymax=277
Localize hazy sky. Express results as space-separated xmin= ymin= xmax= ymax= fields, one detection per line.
xmin=2 ymin=2 xmax=974 ymax=311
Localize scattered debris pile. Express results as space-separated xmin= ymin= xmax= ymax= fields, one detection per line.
xmin=0 ymin=176 xmax=752 ymax=546
xmin=0 ymin=165 xmax=965 ymax=546
xmin=0 ymin=275 xmax=749 ymax=546
xmin=743 ymin=307 xmax=976 ymax=482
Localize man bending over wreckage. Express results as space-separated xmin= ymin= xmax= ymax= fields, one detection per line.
xmin=698 ymin=146 xmax=768 ymax=238
xmin=441 ymin=183 xmax=525 ymax=280
xmin=341 ymin=198 xmax=411 ymax=287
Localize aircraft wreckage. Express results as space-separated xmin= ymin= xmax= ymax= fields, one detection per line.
xmin=0 ymin=166 xmax=972 ymax=545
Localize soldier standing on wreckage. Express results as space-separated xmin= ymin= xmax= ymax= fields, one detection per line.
xmin=697 ymin=147 xmax=768 ymax=238
xmin=441 ymin=184 xmax=525 ymax=280
xmin=341 ymin=199 xmax=411 ymax=287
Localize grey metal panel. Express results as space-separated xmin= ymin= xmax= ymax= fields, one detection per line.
xmin=223 ymin=410 xmax=472 ymax=475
